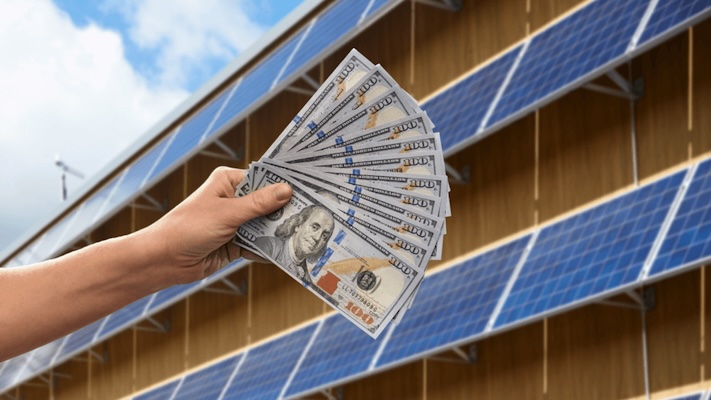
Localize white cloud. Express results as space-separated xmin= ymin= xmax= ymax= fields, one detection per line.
xmin=0 ymin=1 xmax=189 ymax=254
xmin=113 ymin=0 xmax=267 ymax=87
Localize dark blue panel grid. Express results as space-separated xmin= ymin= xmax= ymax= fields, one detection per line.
xmin=173 ymin=354 xmax=241 ymax=400
xmin=212 ymin=29 xmax=306 ymax=133
xmin=377 ymin=235 xmax=530 ymax=368
xmin=222 ymin=324 xmax=318 ymax=400
xmin=109 ymin=136 xmax=173 ymax=211
xmin=279 ymin=1 xmax=367 ymax=80
xmin=422 ymin=47 xmax=520 ymax=153
xmin=21 ymin=341 xmax=64 ymax=379
xmin=649 ymin=160 xmax=711 ymax=277
xmin=133 ymin=379 xmax=181 ymax=400
xmin=60 ymin=175 xmax=122 ymax=249
xmin=95 ymin=295 xmax=153 ymax=341
xmin=495 ymin=170 xmax=686 ymax=329
xmin=639 ymin=0 xmax=711 ymax=47
xmin=488 ymin=0 xmax=650 ymax=128
xmin=0 ymin=353 xmax=30 ymax=392
xmin=665 ymin=393 xmax=705 ymax=400
xmin=284 ymin=315 xmax=385 ymax=397
xmin=55 ymin=318 xmax=105 ymax=362
xmin=146 ymin=90 xmax=231 ymax=185
xmin=147 ymin=281 xmax=202 ymax=313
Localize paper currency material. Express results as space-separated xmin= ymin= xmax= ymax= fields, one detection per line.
xmin=233 ymin=49 xmax=449 ymax=338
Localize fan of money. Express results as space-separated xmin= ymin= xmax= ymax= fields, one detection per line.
xmin=234 ymin=49 xmax=449 ymax=338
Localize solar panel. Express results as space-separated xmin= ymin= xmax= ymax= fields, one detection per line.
xmin=376 ymin=235 xmax=531 ymax=368
xmin=648 ymin=160 xmax=711 ymax=278
xmin=220 ymin=323 xmax=318 ymax=400
xmin=487 ymin=0 xmax=650 ymax=129
xmin=173 ymin=354 xmax=242 ymax=400
xmin=133 ymin=379 xmax=182 ymax=400
xmin=53 ymin=318 xmax=106 ymax=363
xmin=95 ymin=295 xmax=154 ymax=341
xmin=212 ymin=30 xmax=307 ymax=133
xmin=32 ymin=207 xmax=82 ymax=261
xmin=422 ymin=46 xmax=522 ymax=154
xmin=638 ymin=0 xmax=711 ymax=48
xmin=363 ymin=0 xmax=394 ymax=20
xmin=146 ymin=281 xmax=202 ymax=313
xmin=146 ymin=89 xmax=233 ymax=186
xmin=279 ymin=1 xmax=368 ymax=80
xmin=283 ymin=315 xmax=385 ymax=397
xmin=17 ymin=341 xmax=63 ymax=380
xmin=664 ymin=392 xmax=706 ymax=400
xmin=494 ymin=170 xmax=686 ymax=329
xmin=0 ymin=353 xmax=30 ymax=391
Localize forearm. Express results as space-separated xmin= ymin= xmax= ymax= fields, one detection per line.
xmin=0 ymin=230 xmax=169 ymax=361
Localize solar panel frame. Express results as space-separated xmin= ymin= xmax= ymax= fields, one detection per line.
xmin=636 ymin=0 xmax=711 ymax=50
xmin=133 ymin=378 xmax=183 ymax=400
xmin=172 ymin=354 xmax=242 ymax=400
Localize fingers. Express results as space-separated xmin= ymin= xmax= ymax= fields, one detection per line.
xmin=224 ymin=183 xmax=292 ymax=227
xmin=205 ymin=167 xmax=245 ymax=196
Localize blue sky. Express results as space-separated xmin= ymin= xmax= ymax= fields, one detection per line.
xmin=0 ymin=0 xmax=302 ymax=257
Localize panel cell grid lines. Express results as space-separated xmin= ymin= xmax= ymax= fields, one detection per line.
xmin=376 ymin=235 xmax=531 ymax=368
xmin=284 ymin=315 xmax=386 ymax=397
xmin=147 ymin=89 xmax=232 ymax=185
xmin=495 ymin=170 xmax=686 ymax=329
xmin=280 ymin=1 xmax=369 ymax=80
xmin=422 ymin=47 xmax=521 ymax=153
xmin=212 ymin=32 xmax=306 ymax=133
xmin=96 ymin=295 xmax=154 ymax=340
xmin=147 ymin=281 xmax=202 ymax=312
xmin=221 ymin=324 xmax=317 ymax=400
xmin=0 ymin=354 xmax=30 ymax=391
xmin=364 ymin=0 xmax=393 ymax=20
xmin=133 ymin=379 xmax=181 ymax=400
xmin=55 ymin=318 xmax=106 ymax=361
xmin=173 ymin=355 xmax=241 ymax=400
xmin=488 ymin=0 xmax=650 ymax=128
xmin=649 ymin=159 xmax=711 ymax=278
xmin=638 ymin=0 xmax=711 ymax=47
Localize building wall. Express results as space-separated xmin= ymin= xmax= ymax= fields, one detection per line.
xmin=15 ymin=0 xmax=711 ymax=398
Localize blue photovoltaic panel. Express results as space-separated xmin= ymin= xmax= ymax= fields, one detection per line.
xmin=147 ymin=281 xmax=202 ymax=313
xmin=55 ymin=318 xmax=105 ymax=361
xmin=96 ymin=295 xmax=154 ymax=341
xmin=488 ymin=0 xmax=649 ymax=128
xmin=212 ymin=30 xmax=306 ymax=133
xmin=422 ymin=47 xmax=521 ymax=153
xmin=133 ymin=379 xmax=181 ymax=400
xmin=665 ymin=393 xmax=705 ymax=400
xmin=146 ymin=90 xmax=231 ymax=186
xmin=59 ymin=175 xmax=123 ymax=249
xmin=34 ymin=207 xmax=82 ymax=261
xmin=649 ymin=160 xmax=711 ymax=277
xmin=221 ymin=324 xmax=317 ymax=400
xmin=19 ymin=341 xmax=63 ymax=379
xmin=364 ymin=0 xmax=393 ymax=19
xmin=279 ymin=1 xmax=367 ymax=80
xmin=638 ymin=0 xmax=711 ymax=47
xmin=0 ymin=353 xmax=30 ymax=391
xmin=377 ymin=235 xmax=530 ymax=368
xmin=284 ymin=315 xmax=384 ymax=397
xmin=109 ymin=136 xmax=174 ymax=211
xmin=495 ymin=170 xmax=686 ymax=328
xmin=173 ymin=354 xmax=242 ymax=400
xmin=203 ymin=83 xmax=238 ymax=139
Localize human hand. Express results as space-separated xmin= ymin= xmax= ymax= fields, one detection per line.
xmin=139 ymin=167 xmax=292 ymax=286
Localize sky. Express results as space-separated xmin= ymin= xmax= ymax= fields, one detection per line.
xmin=0 ymin=0 xmax=302 ymax=255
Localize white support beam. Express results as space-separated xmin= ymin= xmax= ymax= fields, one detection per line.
xmin=132 ymin=193 xmax=166 ymax=213
xmin=200 ymin=139 xmax=241 ymax=161
xmin=445 ymin=163 xmax=470 ymax=185
xmin=135 ymin=316 xmax=169 ymax=333
xmin=203 ymin=277 xmax=247 ymax=296
xmin=415 ymin=0 xmax=461 ymax=11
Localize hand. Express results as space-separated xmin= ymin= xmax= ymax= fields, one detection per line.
xmin=140 ymin=167 xmax=292 ymax=286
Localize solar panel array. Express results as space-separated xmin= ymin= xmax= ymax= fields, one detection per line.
xmin=422 ymin=0 xmax=711 ymax=157
xmin=128 ymin=153 xmax=711 ymax=399
xmin=4 ymin=0 xmax=711 ymax=396
xmin=0 ymin=0 xmax=402 ymax=394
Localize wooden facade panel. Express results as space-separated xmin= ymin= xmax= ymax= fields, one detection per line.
xmin=187 ymin=268 xmax=250 ymax=368
xmin=434 ymin=116 xmax=536 ymax=267
xmin=529 ymin=0 xmax=587 ymax=32
xmin=54 ymin=358 xmax=89 ymax=400
xmin=343 ymin=361 xmax=422 ymax=400
xmin=134 ymin=303 xmax=188 ymax=394
xmin=547 ymin=302 xmax=645 ymax=399
xmin=633 ymin=32 xmax=690 ymax=180
xmin=17 ymin=377 xmax=49 ymax=400
xmin=90 ymin=330 xmax=134 ymax=400
xmin=248 ymin=263 xmax=324 ymax=343
xmin=692 ymin=20 xmax=711 ymax=156
xmin=538 ymin=88 xmax=633 ymax=223
xmin=646 ymin=269 xmax=702 ymax=392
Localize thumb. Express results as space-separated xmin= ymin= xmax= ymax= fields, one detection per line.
xmin=227 ymin=183 xmax=292 ymax=227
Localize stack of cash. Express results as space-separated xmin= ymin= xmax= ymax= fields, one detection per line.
xmin=234 ymin=49 xmax=449 ymax=338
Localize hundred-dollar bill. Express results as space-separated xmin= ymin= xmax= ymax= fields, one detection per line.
xmin=285 ymin=151 xmax=442 ymax=177
xmin=234 ymin=167 xmax=422 ymax=338
xmin=288 ymin=87 xmax=421 ymax=154
xmin=305 ymin=113 xmax=435 ymax=153
xmin=264 ymin=49 xmax=374 ymax=160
